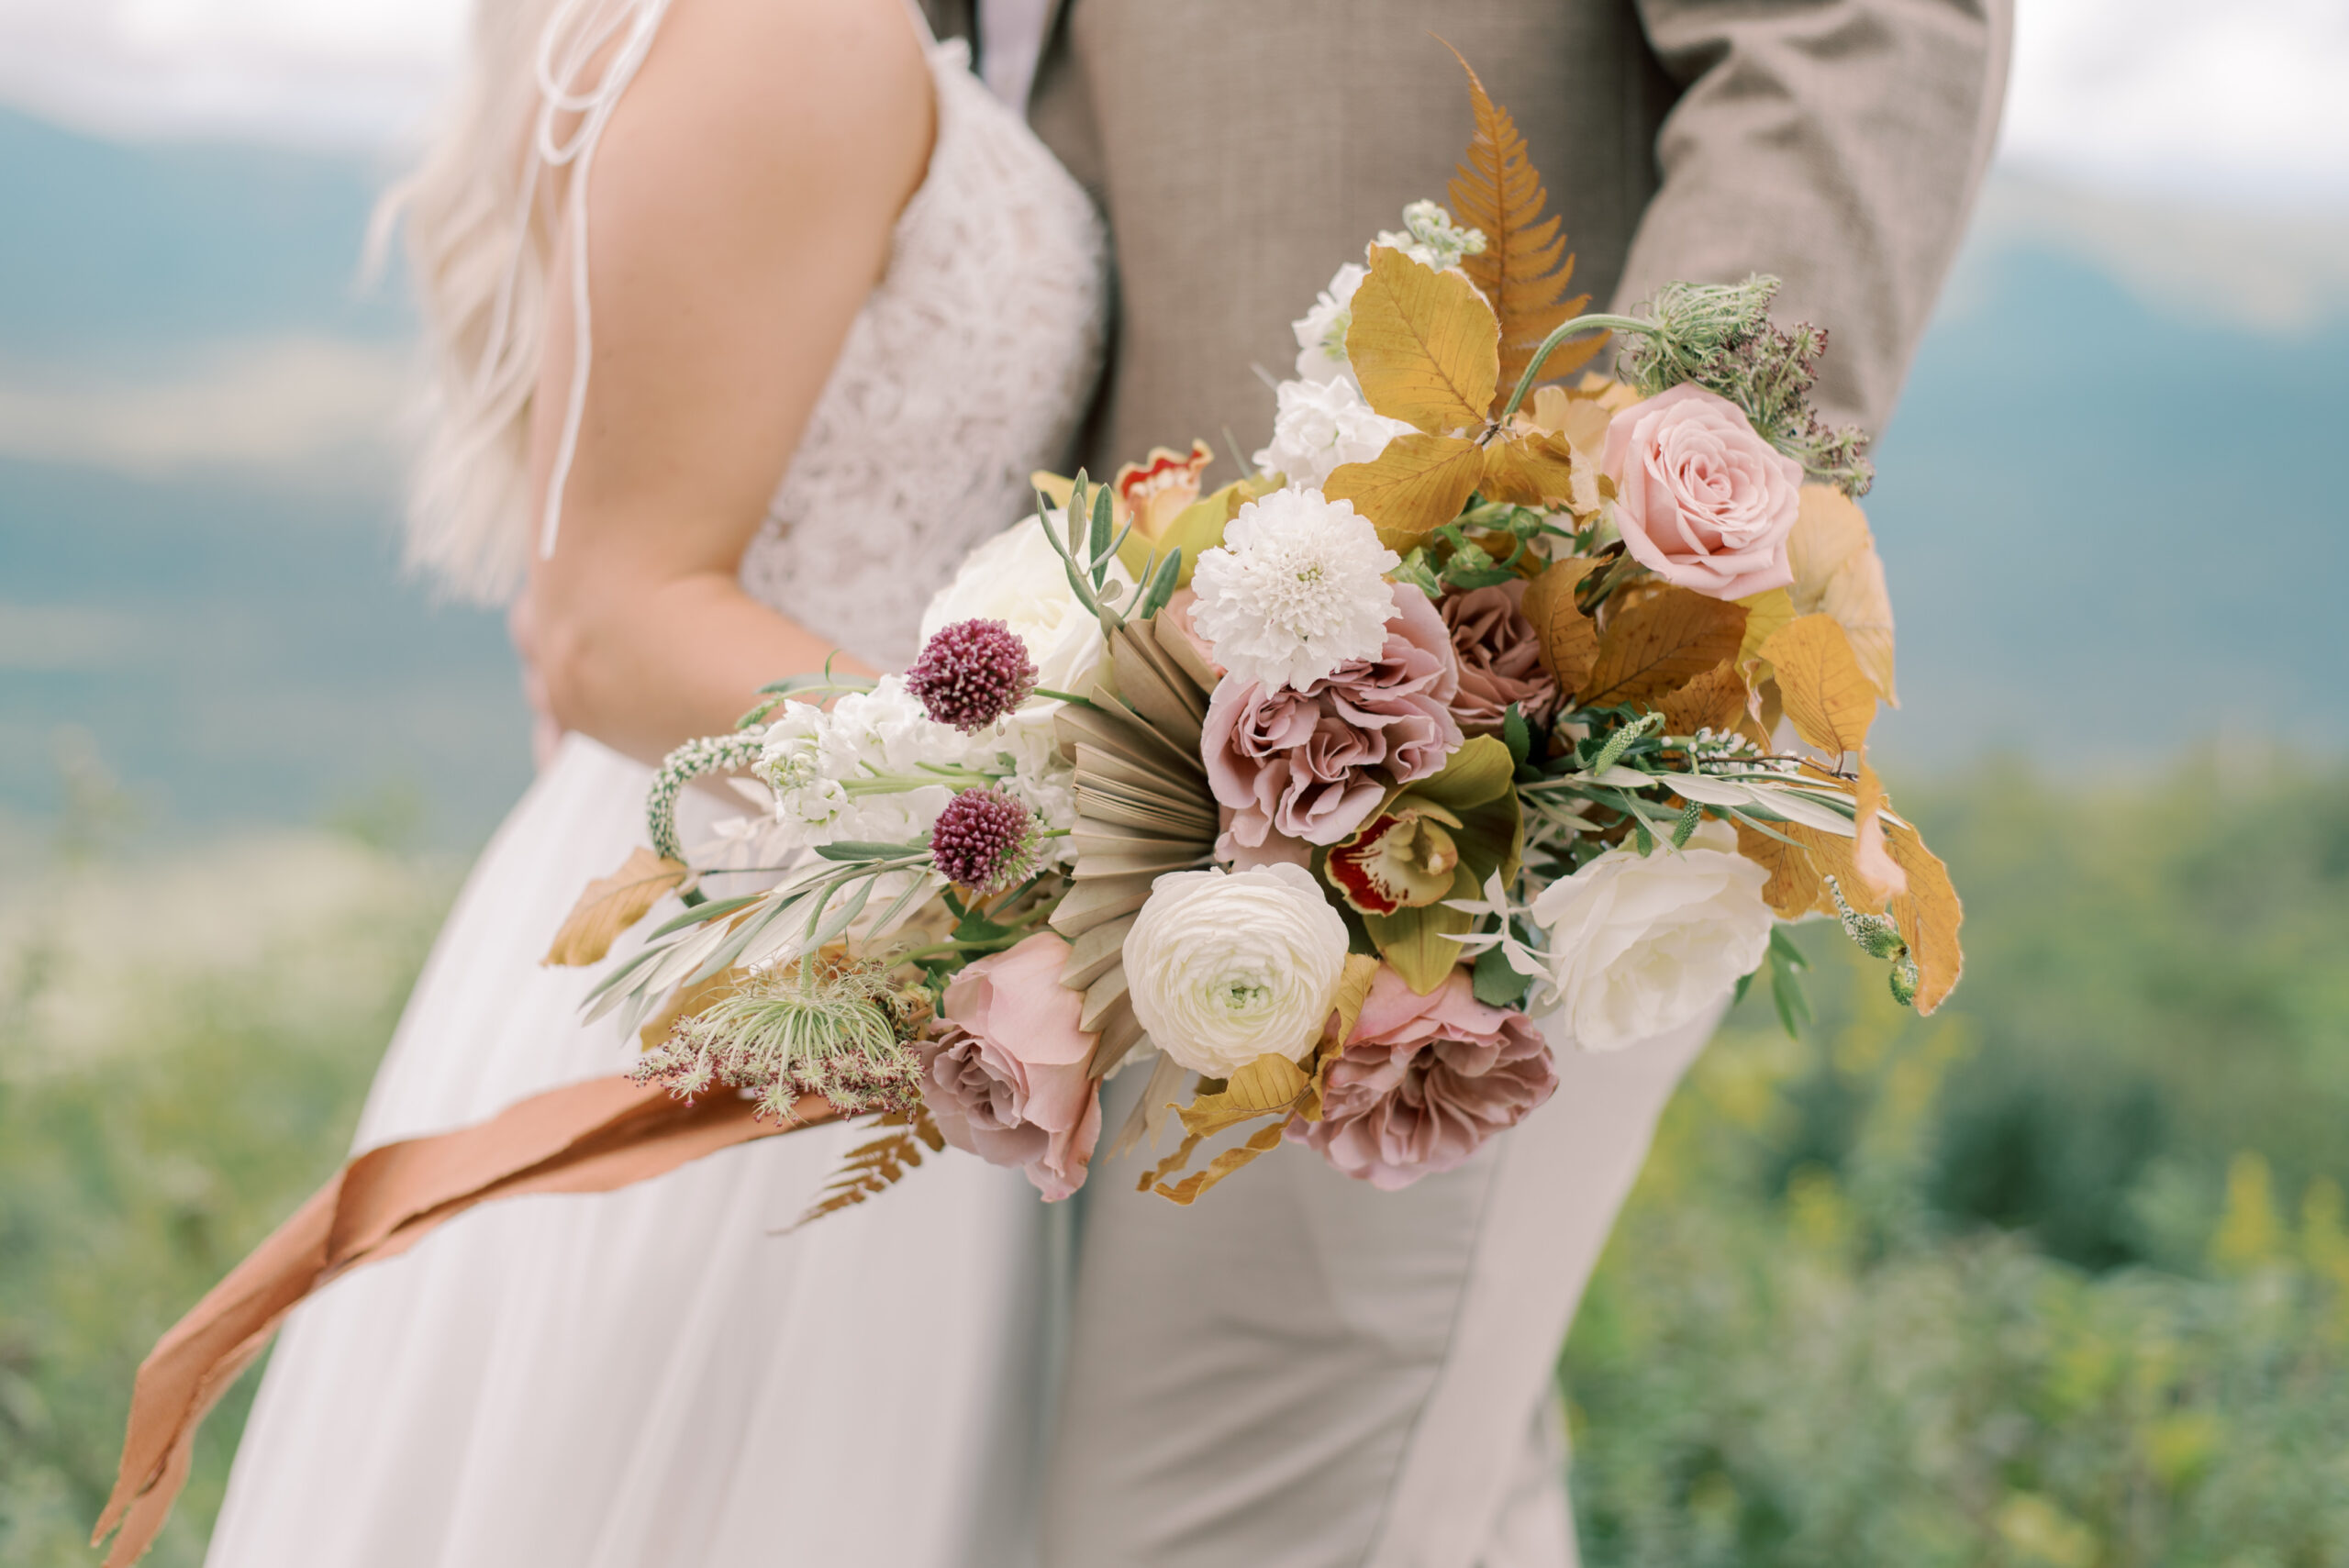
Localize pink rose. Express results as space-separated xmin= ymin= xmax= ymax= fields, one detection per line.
xmin=1602 ymin=383 xmax=1801 ymax=599
xmin=1204 ymin=584 xmax=1463 ymax=849
xmin=914 ymin=932 xmax=1102 ymax=1201
xmin=1288 ymin=966 xmax=1557 ymax=1190
xmin=1440 ymin=580 xmax=1558 ymax=735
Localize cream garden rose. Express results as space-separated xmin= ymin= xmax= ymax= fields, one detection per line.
xmin=1531 ymin=820 xmax=1774 ymax=1051
xmin=918 ymin=513 xmax=1130 ymax=698
xmin=1123 ymin=862 xmax=1352 ymax=1077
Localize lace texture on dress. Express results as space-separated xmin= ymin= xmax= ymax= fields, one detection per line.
xmin=736 ymin=40 xmax=1108 ymax=671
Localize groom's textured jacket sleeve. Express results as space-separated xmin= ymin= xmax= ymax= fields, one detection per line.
xmin=1615 ymin=0 xmax=2010 ymax=429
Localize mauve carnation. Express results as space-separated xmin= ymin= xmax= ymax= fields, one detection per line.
xmin=1440 ymin=580 xmax=1558 ymax=736
xmin=1289 ymin=966 xmax=1557 ymax=1190
xmin=1602 ymin=383 xmax=1803 ymax=599
xmin=1205 ymin=584 xmax=1463 ymax=850
xmin=913 ymin=933 xmax=1101 ymax=1200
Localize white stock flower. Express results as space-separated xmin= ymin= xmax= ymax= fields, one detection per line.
xmin=1293 ymin=261 xmax=1366 ymax=384
xmin=1530 ymin=820 xmax=1774 ymax=1052
xmin=757 ymin=676 xmax=971 ymax=848
xmin=1187 ymin=488 xmax=1399 ymax=692
xmin=982 ymin=711 xmax=1080 ymax=871
xmin=919 ymin=512 xmax=1130 ymax=698
xmin=1123 ymin=862 xmax=1353 ymax=1077
xmin=1251 ymin=375 xmax=1415 ymax=494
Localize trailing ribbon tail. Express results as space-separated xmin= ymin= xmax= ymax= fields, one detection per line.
xmin=92 ymin=1075 xmax=831 ymax=1567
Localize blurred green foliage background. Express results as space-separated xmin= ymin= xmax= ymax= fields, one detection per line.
xmin=6 ymin=751 xmax=2343 ymax=1564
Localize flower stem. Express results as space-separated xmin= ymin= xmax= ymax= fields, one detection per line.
xmin=1498 ymin=313 xmax=1660 ymax=421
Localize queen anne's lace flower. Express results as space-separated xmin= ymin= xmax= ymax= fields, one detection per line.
xmin=1189 ymin=489 xmax=1402 ymax=692
xmin=1252 ymin=376 xmax=1415 ymax=495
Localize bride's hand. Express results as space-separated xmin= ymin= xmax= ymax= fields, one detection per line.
xmin=517 ymin=0 xmax=933 ymax=766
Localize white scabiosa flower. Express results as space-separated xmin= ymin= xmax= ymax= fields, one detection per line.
xmin=1293 ymin=261 xmax=1366 ymax=384
xmin=1530 ymin=820 xmax=1774 ymax=1051
xmin=1188 ymin=488 xmax=1400 ymax=692
xmin=1123 ymin=863 xmax=1353 ymax=1077
xmin=1251 ymin=375 xmax=1416 ymax=495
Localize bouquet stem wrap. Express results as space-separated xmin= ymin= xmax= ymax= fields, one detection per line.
xmin=93 ymin=1076 xmax=831 ymax=1567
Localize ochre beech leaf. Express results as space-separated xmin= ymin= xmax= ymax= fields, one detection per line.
xmin=1520 ymin=558 xmax=1600 ymax=695
xmin=1324 ymin=432 xmax=1486 ymax=550
xmin=1152 ymin=1121 xmax=1289 ymax=1206
xmin=1732 ymin=818 xmax=1830 ymax=919
xmin=1442 ymin=45 xmax=1597 ymax=395
xmin=1578 ymin=587 xmax=1748 ymax=708
xmin=1882 ymin=817 xmax=1963 ymax=1014
xmin=1656 ymin=657 xmax=1750 ymax=737
xmin=1344 ymin=245 xmax=1499 ymax=433
xmin=1175 ymin=1051 xmax=1313 ymax=1141
xmin=1788 ymin=484 xmax=1898 ymax=703
xmin=544 ymin=847 xmax=686 ymax=966
xmin=636 ymin=964 xmax=745 ymax=1053
xmin=1850 ymin=762 xmax=1909 ymax=904
xmin=1478 ymin=428 xmax=1582 ymax=507
xmin=1759 ymin=614 xmax=1877 ymax=758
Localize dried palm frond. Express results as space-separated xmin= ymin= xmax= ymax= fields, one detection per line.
xmin=1051 ymin=615 xmax=1219 ymax=1078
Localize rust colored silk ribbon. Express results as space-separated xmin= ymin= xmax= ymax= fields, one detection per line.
xmin=92 ymin=1075 xmax=831 ymax=1567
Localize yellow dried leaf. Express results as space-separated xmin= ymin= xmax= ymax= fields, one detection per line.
xmin=1520 ymin=558 xmax=1601 ymax=695
xmin=1656 ymin=658 xmax=1749 ymax=737
xmin=1478 ymin=428 xmax=1581 ymax=507
xmin=1579 ymin=587 xmax=1748 ymax=707
xmin=1345 ymin=246 xmax=1499 ymax=433
xmin=1324 ymin=431 xmax=1486 ymax=549
xmin=1733 ymin=818 xmax=1831 ymax=919
xmin=1759 ymin=615 xmax=1877 ymax=758
xmin=1442 ymin=45 xmax=1597 ymax=395
xmin=1175 ymin=1051 xmax=1313 ymax=1141
xmin=1736 ymin=587 xmax=1796 ymax=686
xmin=543 ymin=847 xmax=686 ymax=966
xmin=1789 ymin=485 xmax=1898 ymax=703
xmin=1325 ymin=953 xmax=1384 ymax=1053
xmin=1883 ymin=818 xmax=1964 ymax=1014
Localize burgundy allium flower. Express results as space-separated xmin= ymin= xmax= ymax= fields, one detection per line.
xmin=930 ymin=787 xmax=1040 ymax=894
xmin=906 ymin=617 xmax=1038 ymax=732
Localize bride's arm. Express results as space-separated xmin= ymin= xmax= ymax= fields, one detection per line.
xmin=518 ymin=0 xmax=935 ymax=765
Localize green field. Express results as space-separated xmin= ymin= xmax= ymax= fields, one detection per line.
xmin=4 ymin=756 xmax=2345 ymax=1564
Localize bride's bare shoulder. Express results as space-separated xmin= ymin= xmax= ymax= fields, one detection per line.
xmin=596 ymin=0 xmax=934 ymax=239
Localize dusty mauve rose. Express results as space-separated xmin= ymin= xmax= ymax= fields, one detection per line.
xmin=1602 ymin=383 xmax=1802 ymax=599
xmin=1440 ymin=580 xmax=1558 ymax=735
xmin=914 ymin=932 xmax=1102 ymax=1200
xmin=1204 ymin=584 xmax=1463 ymax=849
xmin=1289 ymin=966 xmax=1557 ymax=1190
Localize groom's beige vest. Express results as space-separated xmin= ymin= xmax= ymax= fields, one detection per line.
xmin=931 ymin=0 xmax=2008 ymax=474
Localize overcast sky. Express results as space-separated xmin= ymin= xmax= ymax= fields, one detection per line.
xmin=0 ymin=0 xmax=2344 ymax=206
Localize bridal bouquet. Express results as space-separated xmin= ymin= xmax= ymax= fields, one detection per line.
xmin=551 ymin=61 xmax=1963 ymax=1213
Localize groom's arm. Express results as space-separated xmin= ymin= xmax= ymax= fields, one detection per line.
xmin=1615 ymin=0 xmax=2011 ymax=434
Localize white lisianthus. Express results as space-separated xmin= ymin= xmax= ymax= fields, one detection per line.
xmin=757 ymin=675 xmax=972 ymax=848
xmin=1293 ymin=261 xmax=1366 ymax=384
xmin=1123 ymin=862 xmax=1353 ymax=1077
xmin=1251 ymin=375 xmax=1416 ymax=494
xmin=1189 ymin=488 xmax=1399 ymax=693
xmin=1530 ymin=820 xmax=1774 ymax=1051
xmin=918 ymin=512 xmax=1130 ymax=698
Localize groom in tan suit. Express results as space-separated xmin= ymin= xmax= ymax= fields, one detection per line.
xmin=934 ymin=3 xmax=2009 ymax=1562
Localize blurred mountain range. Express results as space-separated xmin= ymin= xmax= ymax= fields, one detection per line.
xmin=1 ymin=106 xmax=2343 ymax=851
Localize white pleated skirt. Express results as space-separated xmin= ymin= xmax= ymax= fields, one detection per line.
xmin=206 ymin=735 xmax=1049 ymax=1568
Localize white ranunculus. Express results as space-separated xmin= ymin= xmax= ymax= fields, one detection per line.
xmin=1292 ymin=261 xmax=1366 ymax=384
xmin=1530 ymin=820 xmax=1774 ymax=1052
xmin=1251 ymin=375 xmax=1415 ymax=495
xmin=1123 ymin=862 xmax=1353 ymax=1077
xmin=919 ymin=512 xmax=1130 ymax=698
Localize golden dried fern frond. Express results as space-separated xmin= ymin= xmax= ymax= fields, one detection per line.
xmin=790 ymin=1104 xmax=947 ymax=1229
xmin=1442 ymin=45 xmax=1598 ymax=397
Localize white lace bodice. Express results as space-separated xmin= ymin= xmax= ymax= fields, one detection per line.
xmin=735 ymin=38 xmax=1108 ymax=671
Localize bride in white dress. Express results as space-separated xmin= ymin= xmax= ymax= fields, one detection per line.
xmin=206 ymin=1 xmax=1105 ymax=1562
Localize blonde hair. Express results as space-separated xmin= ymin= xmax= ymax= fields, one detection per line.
xmin=378 ymin=0 xmax=667 ymax=604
